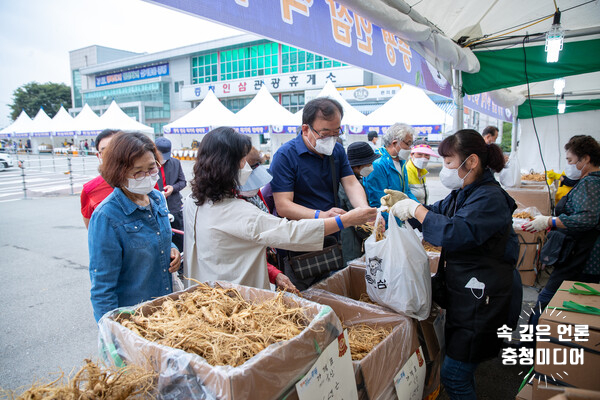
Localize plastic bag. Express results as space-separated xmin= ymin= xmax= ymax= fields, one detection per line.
xmin=499 ymin=151 xmax=521 ymax=188
xmin=512 ymin=206 xmax=542 ymax=231
xmin=364 ymin=212 xmax=432 ymax=320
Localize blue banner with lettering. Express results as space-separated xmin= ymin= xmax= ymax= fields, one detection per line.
xmin=364 ymin=124 xmax=441 ymax=136
xmin=145 ymin=0 xmax=452 ymax=98
xmin=170 ymin=127 xmax=211 ymax=134
xmin=463 ymin=93 xmax=514 ymax=122
xmin=96 ymin=63 xmax=169 ymax=87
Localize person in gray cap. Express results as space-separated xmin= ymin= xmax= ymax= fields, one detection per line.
xmin=155 ymin=137 xmax=187 ymax=253
xmin=339 ymin=141 xmax=380 ymax=264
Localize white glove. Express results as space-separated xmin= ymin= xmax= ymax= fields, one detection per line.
xmin=390 ymin=199 xmax=420 ymax=221
xmin=523 ymin=215 xmax=550 ymax=232
xmin=380 ymin=189 xmax=408 ymax=208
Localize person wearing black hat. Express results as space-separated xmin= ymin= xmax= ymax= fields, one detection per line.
xmin=155 ymin=137 xmax=187 ymax=253
xmin=339 ymin=142 xmax=380 ymax=264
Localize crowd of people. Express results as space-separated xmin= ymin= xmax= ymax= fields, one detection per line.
xmin=81 ymin=96 xmax=600 ymax=399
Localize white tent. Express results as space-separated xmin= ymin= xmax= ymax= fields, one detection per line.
xmin=0 ymin=110 xmax=33 ymax=139
xmin=73 ymin=104 xmax=104 ymax=137
xmin=100 ymin=101 xmax=154 ymax=134
xmin=233 ymin=85 xmax=298 ymax=149
xmin=29 ymin=108 xmax=53 ymax=137
xmin=365 ymin=84 xmax=453 ymax=139
xmin=163 ymin=90 xmax=236 ymax=148
xmin=314 ymin=80 xmax=368 ymax=128
xmin=51 ymin=106 xmax=77 ymax=136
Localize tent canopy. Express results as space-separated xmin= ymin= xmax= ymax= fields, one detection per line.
xmin=73 ymin=104 xmax=104 ymax=135
xmin=100 ymin=101 xmax=154 ymax=134
xmin=51 ymin=106 xmax=77 ymax=135
xmin=313 ymin=80 xmax=367 ymax=127
xmin=0 ymin=110 xmax=32 ymax=134
xmin=365 ymin=84 xmax=453 ymax=127
xmin=164 ymin=90 xmax=235 ymax=133
xmin=233 ymin=85 xmax=297 ymax=128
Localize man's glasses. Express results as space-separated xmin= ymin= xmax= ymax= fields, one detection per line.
xmin=308 ymin=124 xmax=342 ymax=139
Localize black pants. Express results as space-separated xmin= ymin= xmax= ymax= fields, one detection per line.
xmin=170 ymin=210 xmax=184 ymax=252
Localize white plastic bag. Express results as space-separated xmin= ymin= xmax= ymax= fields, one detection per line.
xmin=364 ymin=212 xmax=432 ymax=320
xmin=499 ymin=151 xmax=521 ymax=188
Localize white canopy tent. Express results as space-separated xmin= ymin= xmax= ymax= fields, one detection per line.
xmin=28 ymin=109 xmax=53 ymax=152
xmin=50 ymin=106 xmax=77 ymax=151
xmin=365 ymin=84 xmax=453 ymax=139
xmin=99 ymin=101 xmax=154 ymax=135
xmin=233 ymin=85 xmax=298 ymax=150
xmin=163 ymin=90 xmax=236 ymax=149
xmin=73 ymin=104 xmax=104 ymax=137
xmin=0 ymin=110 xmax=33 ymax=140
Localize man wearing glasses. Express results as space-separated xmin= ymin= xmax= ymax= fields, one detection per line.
xmin=80 ymin=129 xmax=118 ymax=228
xmin=270 ymin=97 xmax=372 ymax=289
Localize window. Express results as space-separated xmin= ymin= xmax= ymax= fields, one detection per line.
xmin=280 ymin=92 xmax=305 ymax=113
xmin=72 ymin=70 xmax=83 ymax=108
xmin=191 ymin=52 xmax=218 ymax=84
xmin=281 ymin=45 xmax=343 ymax=73
xmin=174 ymin=81 xmax=184 ymax=93
xmin=221 ymin=97 xmax=253 ymax=113
xmin=219 ymin=42 xmax=279 ymax=80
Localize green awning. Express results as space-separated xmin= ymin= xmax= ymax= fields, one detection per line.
xmin=518 ymin=99 xmax=600 ymax=119
xmin=462 ymin=39 xmax=600 ymax=95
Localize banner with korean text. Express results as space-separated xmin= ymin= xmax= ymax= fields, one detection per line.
xmin=146 ymin=0 xmax=452 ymax=98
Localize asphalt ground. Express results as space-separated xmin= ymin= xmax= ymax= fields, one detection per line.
xmin=0 ymin=157 xmax=542 ymax=398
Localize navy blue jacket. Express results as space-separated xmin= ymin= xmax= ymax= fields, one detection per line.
xmin=157 ymin=157 xmax=186 ymax=214
xmin=423 ymin=169 xmax=518 ymax=363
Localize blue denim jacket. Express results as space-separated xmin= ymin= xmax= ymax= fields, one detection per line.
xmin=88 ymin=188 xmax=175 ymax=322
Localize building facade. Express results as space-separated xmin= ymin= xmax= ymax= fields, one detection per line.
xmin=69 ymin=34 xmax=404 ymax=135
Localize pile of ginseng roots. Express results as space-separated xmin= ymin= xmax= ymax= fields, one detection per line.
xmin=117 ymin=283 xmax=310 ymax=367
xmin=1 ymin=359 xmax=155 ymax=400
xmin=344 ymin=324 xmax=393 ymax=361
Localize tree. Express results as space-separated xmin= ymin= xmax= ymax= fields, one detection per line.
xmin=501 ymin=122 xmax=512 ymax=153
xmin=9 ymin=82 xmax=72 ymax=121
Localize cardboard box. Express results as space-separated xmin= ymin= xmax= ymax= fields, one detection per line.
xmin=98 ymin=282 xmax=343 ymax=400
xmin=535 ymin=281 xmax=600 ymax=392
xmin=506 ymin=186 xmax=553 ymax=215
xmin=306 ymin=266 xmax=444 ymax=399
xmin=302 ymin=289 xmax=420 ymax=400
xmin=516 ymin=383 xmax=533 ymax=400
xmin=530 ymin=381 xmax=600 ymax=400
xmin=514 ymin=228 xmax=546 ymax=286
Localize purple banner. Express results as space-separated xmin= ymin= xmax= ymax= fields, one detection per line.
xmin=170 ymin=127 xmax=211 ymax=134
xmin=364 ymin=124 xmax=441 ymax=136
xmin=463 ymin=93 xmax=513 ymax=122
xmin=145 ymin=0 xmax=452 ymax=98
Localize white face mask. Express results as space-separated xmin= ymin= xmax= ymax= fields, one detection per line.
xmin=565 ymin=161 xmax=583 ymax=180
xmin=238 ymin=161 xmax=253 ymax=186
xmin=398 ymin=148 xmax=411 ymax=161
xmin=239 ymin=189 xmax=259 ymax=197
xmin=439 ymin=157 xmax=472 ymax=190
xmin=125 ymin=174 xmax=159 ymax=195
xmin=359 ymin=165 xmax=374 ymax=177
xmin=412 ymin=157 xmax=428 ymax=170
xmin=309 ymin=128 xmax=337 ymax=156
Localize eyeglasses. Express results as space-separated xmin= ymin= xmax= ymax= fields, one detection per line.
xmin=401 ymin=139 xmax=414 ymax=147
xmin=132 ymin=164 xmax=159 ymax=181
xmin=308 ymin=124 xmax=342 ymax=139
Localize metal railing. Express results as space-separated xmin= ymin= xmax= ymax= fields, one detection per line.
xmin=10 ymin=153 xmax=99 ymax=199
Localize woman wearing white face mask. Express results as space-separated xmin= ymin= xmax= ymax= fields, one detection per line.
xmin=406 ymin=141 xmax=439 ymax=205
xmin=387 ymin=129 xmax=520 ymax=399
xmin=88 ymin=131 xmax=181 ymax=323
xmin=184 ymin=128 xmax=376 ymax=291
xmin=338 ymin=142 xmax=380 ymax=264
xmin=363 ymin=122 xmax=417 ymax=223
xmin=524 ymin=135 xmax=600 ymax=329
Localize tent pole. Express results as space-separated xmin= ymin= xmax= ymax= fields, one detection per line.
xmin=511 ymin=106 xmax=519 ymax=153
xmin=452 ymin=69 xmax=464 ymax=132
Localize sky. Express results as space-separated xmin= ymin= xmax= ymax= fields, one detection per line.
xmin=0 ymin=0 xmax=243 ymax=128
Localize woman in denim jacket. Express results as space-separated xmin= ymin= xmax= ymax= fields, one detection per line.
xmin=88 ymin=131 xmax=181 ymax=322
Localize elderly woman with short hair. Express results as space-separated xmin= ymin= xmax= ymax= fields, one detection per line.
xmin=363 ymin=123 xmax=417 ymax=221
xmin=88 ymin=131 xmax=181 ymax=322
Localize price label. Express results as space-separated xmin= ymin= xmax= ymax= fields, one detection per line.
xmin=394 ymin=346 xmax=426 ymax=400
xmin=296 ymin=329 xmax=358 ymax=400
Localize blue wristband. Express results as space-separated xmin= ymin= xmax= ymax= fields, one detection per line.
xmin=335 ymin=215 xmax=344 ymax=230
xmin=315 ymin=210 xmax=321 ymax=219
xmin=552 ymin=218 xmax=557 ymax=228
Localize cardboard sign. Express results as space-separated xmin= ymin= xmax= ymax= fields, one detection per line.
xmin=296 ymin=330 xmax=358 ymax=400
xmin=394 ymin=346 xmax=426 ymax=400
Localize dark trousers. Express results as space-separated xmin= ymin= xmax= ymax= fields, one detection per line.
xmin=170 ymin=210 xmax=184 ymax=252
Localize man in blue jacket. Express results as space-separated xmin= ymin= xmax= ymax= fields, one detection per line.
xmin=363 ymin=123 xmax=417 ymax=222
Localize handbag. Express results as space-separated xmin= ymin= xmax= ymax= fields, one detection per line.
xmin=539 ymin=230 xmax=575 ymax=266
xmin=287 ymin=243 xmax=344 ymax=280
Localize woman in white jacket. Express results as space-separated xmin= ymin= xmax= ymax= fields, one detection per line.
xmin=184 ymin=127 xmax=376 ymax=290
